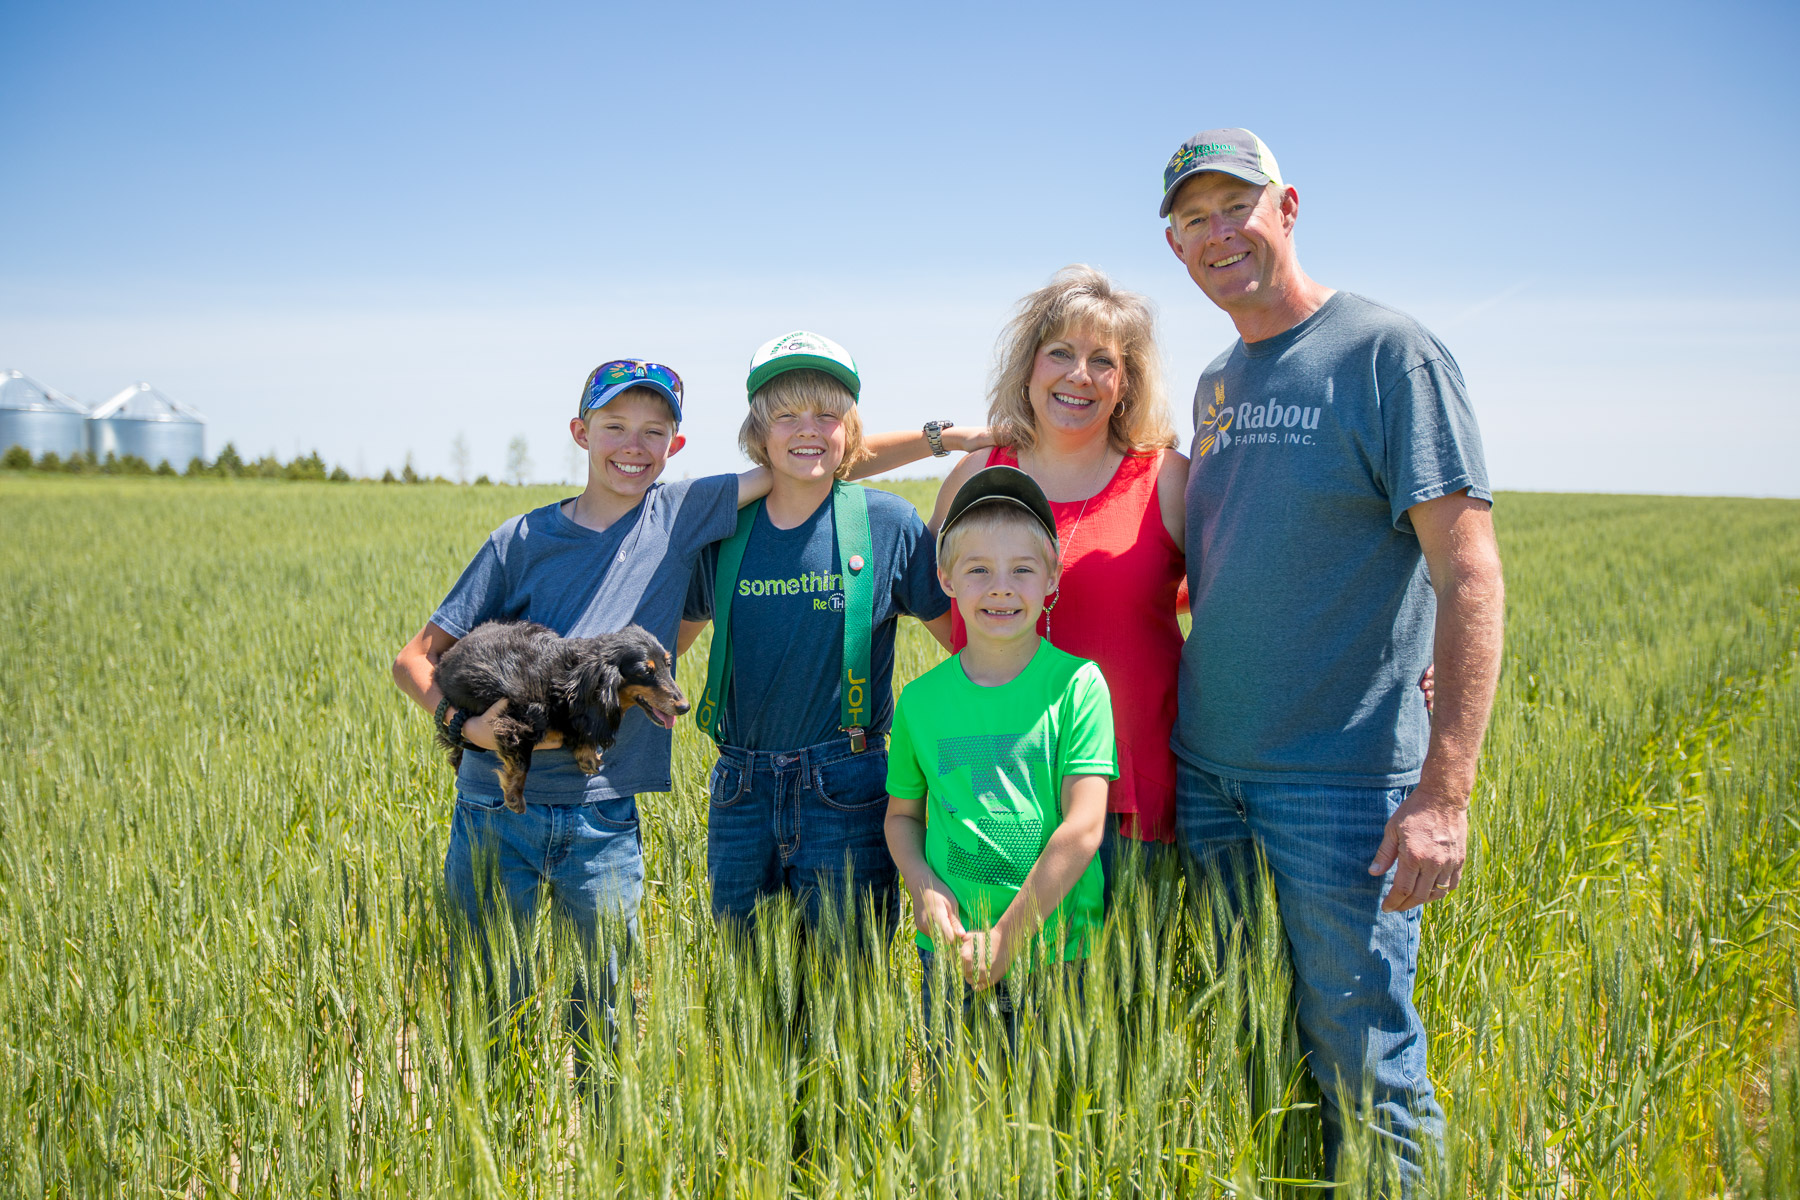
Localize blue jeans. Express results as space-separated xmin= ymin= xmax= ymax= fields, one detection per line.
xmin=442 ymin=792 xmax=644 ymax=1059
xmin=706 ymin=735 xmax=899 ymax=945
xmin=1173 ymin=759 xmax=1443 ymax=1181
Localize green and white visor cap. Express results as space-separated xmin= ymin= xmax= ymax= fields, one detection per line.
xmin=1158 ymin=127 xmax=1285 ymax=218
xmin=745 ymin=330 xmax=861 ymax=401
xmin=935 ymin=465 xmax=1060 ymax=563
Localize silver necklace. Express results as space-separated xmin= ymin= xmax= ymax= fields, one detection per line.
xmin=1040 ymin=451 xmax=1115 ymax=646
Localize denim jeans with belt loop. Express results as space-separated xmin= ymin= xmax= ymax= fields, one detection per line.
xmin=706 ymin=733 xmax=900 ymax=946
xmin=1173 ymin=758 xmax=1445 ymax=1188
xmin=442 ymin=791 xmax=644 ymax=1066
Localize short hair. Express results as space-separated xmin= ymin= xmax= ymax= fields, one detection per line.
xmin=987 ymin=265 xmax=1177 ymax=456
xmin=739 ymin=368 xmax=869 ymax=480
xmin=939 ymin=500 xmax=1059 ymax=575
xmin=585 ymin=384 xmax=680 ymax=427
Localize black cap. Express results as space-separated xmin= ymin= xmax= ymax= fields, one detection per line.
xmin=936 ymin=465 xmax=1059 ymax=561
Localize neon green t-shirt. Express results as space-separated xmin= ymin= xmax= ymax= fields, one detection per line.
xmin=886 ymin=640 xmax=1117 ymax=961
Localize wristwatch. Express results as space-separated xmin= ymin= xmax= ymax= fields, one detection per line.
xmin=922 ymin=420 xmax=955 ymax=457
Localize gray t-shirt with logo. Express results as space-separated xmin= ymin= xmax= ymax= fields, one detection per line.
xmin=432 ymin=476 xmax=740 ymax=804
xmin=1178 ymin=291 xmax=1490 ymax=786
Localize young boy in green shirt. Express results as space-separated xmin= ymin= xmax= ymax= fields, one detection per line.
xmin=884 ymin=466 xmax=1115 ymax=1030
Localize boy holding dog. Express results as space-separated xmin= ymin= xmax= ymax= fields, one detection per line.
xmin=391 ymin=360 xmax=770 ymax=1053
xmin=681 ymin=332 xmax=952 ymax=945
xmin=885 ymin=465 xmax=1114 ymax=1036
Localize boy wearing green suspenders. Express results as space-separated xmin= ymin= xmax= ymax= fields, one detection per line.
xmin=682 ymin=332 xmax=954 ymax=942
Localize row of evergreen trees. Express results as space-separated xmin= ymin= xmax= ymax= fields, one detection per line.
xmin=1 ymin=443 xmax=499 ymax=485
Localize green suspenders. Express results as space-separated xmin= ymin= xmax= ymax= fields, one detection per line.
xmin=697 ymin=480 xmax=875 ymax=752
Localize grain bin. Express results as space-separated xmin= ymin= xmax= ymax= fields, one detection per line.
xmin=1 ymin=370 xmax=88 ymax=457
xmin=86 ymin=383 xmax=205 ymax=467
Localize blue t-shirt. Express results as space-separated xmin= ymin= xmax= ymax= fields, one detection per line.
xmin=432 ymin=476 xmax=740 ymax=804
xmin=684 ymin=486 xmax=949 ymax=751
xmin=1178 ymin=292 xmax=1491 ymax=787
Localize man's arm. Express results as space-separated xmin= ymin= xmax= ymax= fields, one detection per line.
xmin=390 ymin=621 xmax=558 ymax=752
xmin=1369 ymin=490 xmax=1503 ymax=911
xmin=919 ymin=611 xmax=955 ymax=651
xmin=885 ymin=793 xmax=965 ymax=945
xmin=851 ymin=426 xmax=993 ymax=480
xmin=962 ymin=773 xmax=1107 ymax=988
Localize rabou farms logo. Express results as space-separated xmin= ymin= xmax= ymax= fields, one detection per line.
xmin=1198 ymin=381 xmax=1322 ymax=457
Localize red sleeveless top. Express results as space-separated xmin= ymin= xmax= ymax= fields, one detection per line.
xmin=950 ymin=447 xmax=1185 ymax=842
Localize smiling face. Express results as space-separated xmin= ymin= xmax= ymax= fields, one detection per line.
xmin=762 ymin=402 xmax=848 ymax=488
xmin=1164 ymin=172 xmax=1297 ymax=316
xmin=1026 ymin=325 xmax=1124 ymax=445
xmin=939 ymin=517 xmax=1060 ymax=649
xmin=739 ymin=367 xmax=865 ymax=487
xmin=569 ymin=388 xmax=685 ymax=501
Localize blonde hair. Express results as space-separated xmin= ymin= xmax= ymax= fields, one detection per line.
xmin=939 ymin=501 xmax=1059 ymax=575
xmin=739 ymin=369 xmax=870 ymax=479
xmin=987 ymin=265 xmax=1177 ymax=455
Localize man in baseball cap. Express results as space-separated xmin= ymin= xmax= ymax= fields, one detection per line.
xmin=1163 ymin=126 xmax=1505 ymax=1187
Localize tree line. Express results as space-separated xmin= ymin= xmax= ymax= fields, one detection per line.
xmin=1 ymin=442 xmax=505 ymax=485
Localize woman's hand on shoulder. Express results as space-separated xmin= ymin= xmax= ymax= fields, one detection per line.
xmin=1156 ymin=448 xmax=1190 ymax=547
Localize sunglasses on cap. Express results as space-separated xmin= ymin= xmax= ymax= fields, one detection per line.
xmin=579 ymin=359 xmax=685 ymax=419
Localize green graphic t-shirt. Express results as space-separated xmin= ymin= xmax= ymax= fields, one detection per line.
xmin=887 ymin=641 xmax=1117 ymax=961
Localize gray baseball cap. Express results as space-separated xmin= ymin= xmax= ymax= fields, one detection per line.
xmin=1158 ymin=128 xmax=1285 ymax=217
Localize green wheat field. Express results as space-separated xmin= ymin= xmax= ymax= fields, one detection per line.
xmin=2 ymin=474 xmax=1797 ymax=1198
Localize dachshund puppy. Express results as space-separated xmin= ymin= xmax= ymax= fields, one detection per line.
xmin=434 ymin=621 xmax=688 ymax=812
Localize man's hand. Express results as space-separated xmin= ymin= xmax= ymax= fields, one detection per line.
xmin=1368 ymin=788 xmax=1467 ymax=911
xmin=1380 ymin=488 xmax=1501 ymax=914
xmin=458 ymin=699 xmax=563 ymax=752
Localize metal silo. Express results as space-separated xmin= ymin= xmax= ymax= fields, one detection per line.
xmin=0 ymin=370 xmax=88 ymax=457
xmin=86 ymin=383 xmax=205 ymax=467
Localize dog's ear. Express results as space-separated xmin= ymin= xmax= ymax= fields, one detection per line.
xmin=602 ymin=640 xmax=639 ymax=731
xmin=565 ymin=648 xmax=625 ymax=738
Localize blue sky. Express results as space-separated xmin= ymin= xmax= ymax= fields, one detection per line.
xmin=3 ymin=0 xmax=1796 ymax=494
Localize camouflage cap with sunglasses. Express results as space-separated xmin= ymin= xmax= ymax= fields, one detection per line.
xmin=579 ymin=359 xmax=685 ymax=420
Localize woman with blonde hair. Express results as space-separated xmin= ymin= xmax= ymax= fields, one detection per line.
xmin=929 ymin=264 xmax=1189 ymax=880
